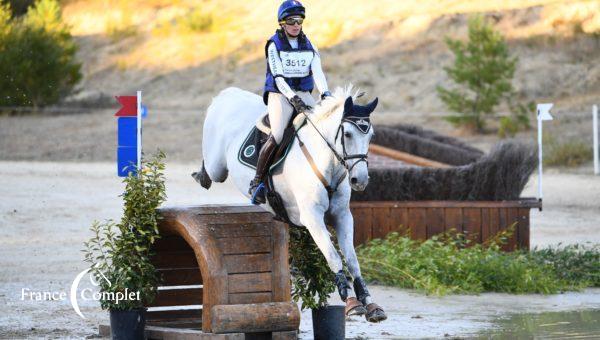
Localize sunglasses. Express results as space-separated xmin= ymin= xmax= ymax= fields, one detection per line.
xmin=281 ymin=17 xmax=304 ymax=26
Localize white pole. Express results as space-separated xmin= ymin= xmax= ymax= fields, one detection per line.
xmin=538 ymin=110 xmax=543 ymax=200
xmin=594 ymin=105 xmax=599 ymax=175
xmin=137 ymin=90 xmax=142 ymax=171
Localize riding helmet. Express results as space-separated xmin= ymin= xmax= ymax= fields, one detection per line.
xmin=278 ymin=0 xmax=305 ymax=21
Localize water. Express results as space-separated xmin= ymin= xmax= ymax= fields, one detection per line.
xmin=475 ymin=309 xmax=600 ymax=339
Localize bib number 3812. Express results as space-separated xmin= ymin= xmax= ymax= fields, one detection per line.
xmin=280 ymin=51 xmax=313 ymax=77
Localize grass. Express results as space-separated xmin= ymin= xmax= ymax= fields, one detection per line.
xmin=544 ymin=136 xmax=592 ymax=167
xmin=357 ymin=229 xmax=599 ymax=295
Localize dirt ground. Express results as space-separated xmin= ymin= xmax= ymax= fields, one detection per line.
xmin=1 ymin=160 xmax=598 ymax=339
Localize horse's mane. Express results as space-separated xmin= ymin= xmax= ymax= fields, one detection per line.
xmin=312 ymin=84 xmax=359 ymax=123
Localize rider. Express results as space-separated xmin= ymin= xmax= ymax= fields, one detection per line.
xmin=249 ymin=0 xmax=332 ymax=204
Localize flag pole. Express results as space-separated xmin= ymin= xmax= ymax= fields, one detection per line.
xmin=137 ymin=90 xmax=142 ymax=171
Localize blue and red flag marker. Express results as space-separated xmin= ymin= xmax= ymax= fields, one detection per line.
xmin=115 ymin=91 xmax=147 ymax=177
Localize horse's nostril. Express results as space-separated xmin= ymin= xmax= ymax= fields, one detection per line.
xmin=351 ymin=177 xmax=358 ymax=184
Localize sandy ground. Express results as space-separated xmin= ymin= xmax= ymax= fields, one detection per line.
xmin=1 ymin=160 xmax=599 ymax=339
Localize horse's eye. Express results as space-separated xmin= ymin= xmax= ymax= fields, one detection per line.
xmin=344 ymin=132 xmax=351 ymax=138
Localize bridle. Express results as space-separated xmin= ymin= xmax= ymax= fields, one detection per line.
xmin=295 ymin=109 xmax=370 ymax=198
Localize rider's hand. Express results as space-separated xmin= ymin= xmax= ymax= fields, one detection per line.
xmin=321 ymin=91 xmax=332 ymax=100
xmin=290 ymin=95 xmax=309 ymax=114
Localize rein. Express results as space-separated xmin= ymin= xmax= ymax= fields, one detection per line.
xmin=295 ymin=110 xmax=369 ymax=198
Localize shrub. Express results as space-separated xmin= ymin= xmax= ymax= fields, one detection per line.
xmin=289 ymin=226 xmax=337 ymax=310
xmin=83 ymin=151 xmax=167 ymax=310
xmin=437 ymin=16 xmax=517 ymax=133
xmin=0 ymin=0 xmax=81 ymax=107
xmin=178 ymin=7 xmax=213 ymax=33
xmin=357 ymin=230 xmax=596 ymax=295
xmin=544 ymin=136 xmax=592 ymax=167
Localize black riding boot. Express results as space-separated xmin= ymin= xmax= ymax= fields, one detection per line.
xmin=249 ymin=135 xmax=278 ymax=204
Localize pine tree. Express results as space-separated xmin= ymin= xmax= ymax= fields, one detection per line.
xmin=437 ymin=16 xmax=517 ymax=133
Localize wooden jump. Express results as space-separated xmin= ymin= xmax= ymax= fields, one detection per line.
xmin=100 ymin=205 xmax=299 ymax=339
xmin=350 ymin=198 xmax=542 ymax=251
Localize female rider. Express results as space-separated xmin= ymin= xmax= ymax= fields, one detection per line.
xmin=249 ymin=0 xmax=331 ymax=204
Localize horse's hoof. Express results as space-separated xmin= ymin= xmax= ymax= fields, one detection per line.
xmin=345 ymin=297 xmax=367 ymax=316
xmin=365 ymin=303 xmax=387 ymax=323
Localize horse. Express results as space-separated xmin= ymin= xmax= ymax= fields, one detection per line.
xmin=195 ymin=85 xmax=387 ymax=322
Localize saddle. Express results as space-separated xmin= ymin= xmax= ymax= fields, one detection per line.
xmin=237 ymin=112 xmax=307 ymax=172
xmin=237 ymin=111 xmax=308 ymax=226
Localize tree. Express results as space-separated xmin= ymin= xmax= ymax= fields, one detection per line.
xmin=437 ymin=16 xmax=517 ymax=133
xmin=0 ymin=0 xmax=81 ymax=107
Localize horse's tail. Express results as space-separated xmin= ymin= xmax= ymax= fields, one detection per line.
xmin=192 ymin=160 xmax=213 ymax=189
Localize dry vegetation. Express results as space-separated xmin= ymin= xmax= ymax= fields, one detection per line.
xmin=60 ymin=0 xmax=600 ymax=114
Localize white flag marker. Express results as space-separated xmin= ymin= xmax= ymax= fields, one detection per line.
xmin=537 ymin=103 xmax=553 ymax=203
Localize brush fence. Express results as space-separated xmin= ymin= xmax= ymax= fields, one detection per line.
xmin=350 ymin=198 xmax=541 ymax=251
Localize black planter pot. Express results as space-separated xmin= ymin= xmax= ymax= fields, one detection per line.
xmin=109 ymin=308 xmax=146 ymax=340
xmin=311 ymin=305 xmax=345 ymax=340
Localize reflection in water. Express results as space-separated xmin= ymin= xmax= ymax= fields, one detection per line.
xmin=476 ymin=309 xmax=600 ymax=339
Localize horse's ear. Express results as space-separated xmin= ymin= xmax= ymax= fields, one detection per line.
xmin=344 ymin=97 xmax=353 ymax=115
xmin=366 ymin=97 xmax=379 ymax=114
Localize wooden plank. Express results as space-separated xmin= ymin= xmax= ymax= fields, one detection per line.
xmin=148 ymin=288 xmax=203 ymax=307
xmin=158 ymin=268 xmax=202 ymax=286
xmin=444 ymin=208 xmax=463 ymax=233
xmin=350 ymin=198 xmax=542 ymax=209
xmin=371 ymin=207 xmax=390 ymax=240
xmin=209 ymin=223 xmax=272 ymax=238
xmin=351 ymin=207 xmax=372 ymax=246
xmin=200 ymin=213 xmax=274 ymax=225
xmin=506 ymin=208 xmax=519 ymax=251
xmin=425 ymin=207 xmax=445 ymax=238
xmin=217 ymin=236 xmax=272 ymax=255
xmin=271 ymin=222 xmax=291 ymax=303
xmin=390 ymin=207 xmax=409 ymax=236
xmin=224 ymin=253 xmax=273 ymax=274
xmin=210 ymin=302 xmax=300 ymax=334
xmin=151 ymin=251 xmax=198 ymax=269
xmin=147 ymin=318 xmax=203 ymax=330
xmin=481 ymin=208 xmax=491 ymax=243
xmin=489 ymin=208 xmax=500 ymax=242
xmin=228 ymin=292 xmax=273 ymax=305
xmin=463 ymin=208 xmax=482 ymax=245
xmin=228 ymin=272 xmax=272 ymax=294
xmin=369 ymin=144 xmax=451 ymax=168
xmin=408 ymin=208 xmax=427 ymax=240
xmin=146 ymin=308 xmax=202 ymax=321
xmin=498 ymin=208 xmax=510 ymax=251
xmin=518 ymin=208 xmax=531 ymax=250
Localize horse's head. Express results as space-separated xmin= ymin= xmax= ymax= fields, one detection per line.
xmin=340 ymin=96 xmax=378 ymax=191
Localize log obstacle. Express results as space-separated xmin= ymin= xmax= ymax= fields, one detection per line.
xmin=350 ymin=198 xmax=541 ymax=251
xmin=100 ymin=205 xmax=299 ymax=339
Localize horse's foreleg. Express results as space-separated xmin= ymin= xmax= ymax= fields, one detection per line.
xmin=333 ymin=210 xmax=387 ymax=322
xmin=297 ymin=206 xmax=351 ymax=300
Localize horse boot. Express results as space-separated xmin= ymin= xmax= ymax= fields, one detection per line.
xmin=354 ymin=277 xmax=387 ymax=323
xmin=249 ymin=135 xmax=278 ymax=205
xmin=334 ymin=270 xmax=351 ymax=302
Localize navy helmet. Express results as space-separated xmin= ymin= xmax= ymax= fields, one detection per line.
xmin=278 ymin=0 xmax=305 ymax=22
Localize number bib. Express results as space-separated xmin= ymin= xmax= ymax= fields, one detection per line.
xmin=279 ymin=51 xmax=313 ymax=78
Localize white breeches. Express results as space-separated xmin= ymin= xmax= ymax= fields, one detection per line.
xmin=267 ymin=91 xmax=316 ymax=144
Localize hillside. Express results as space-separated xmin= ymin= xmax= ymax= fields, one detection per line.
xmin=62 ymin=0 xmax=600 ymax=114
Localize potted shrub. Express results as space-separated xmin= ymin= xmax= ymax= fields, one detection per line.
xmin=83 ymin=151 xmax=166 ymax=340
xmin=289 ymin=226 xmax=346 ymax=340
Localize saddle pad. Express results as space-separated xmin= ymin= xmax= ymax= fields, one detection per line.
xmin=238 ymin=126 xmax=295 ymax=172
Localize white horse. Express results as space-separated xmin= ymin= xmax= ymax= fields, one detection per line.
xmin=195 ymin=85 xmax=386 ymax=322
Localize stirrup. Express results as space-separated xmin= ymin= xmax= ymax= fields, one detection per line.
xmin=250 ymin=182 xmax=266 ymax=205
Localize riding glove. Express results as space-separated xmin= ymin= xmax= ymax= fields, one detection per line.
xmin=289 ymin=95 xmax=309 ymax=114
